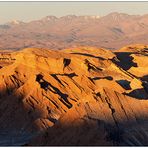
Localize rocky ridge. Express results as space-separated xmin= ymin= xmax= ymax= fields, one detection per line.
xmin=0 ymin=44 xmax=147 ymax=145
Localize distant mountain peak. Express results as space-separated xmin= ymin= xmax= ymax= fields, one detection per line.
xmin=8 ymin=20 xmax=24 ymax=25
xmin=102 ymin=12 xmax=140 ymax=22
xmin=42 ymin=16 xmax=57 ymax=21
xmin=108 ymin=12 xmax=129 ymax=19
xmin=83 ymin=15 xmax=100 ymax=19
xmin=107 ymin=12 xmax=139 ymax=18
xmin=60 ymin=15 xmax=78 ymax=19
xmin=108 ymin=12 xmax=129 ymax=16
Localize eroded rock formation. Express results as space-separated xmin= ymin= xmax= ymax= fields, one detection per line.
xmin=0 ymin=45 xmax=147 ymax=146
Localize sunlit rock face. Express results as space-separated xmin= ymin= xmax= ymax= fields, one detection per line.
xmin=0 ymin=44 xmax=147 ymax=146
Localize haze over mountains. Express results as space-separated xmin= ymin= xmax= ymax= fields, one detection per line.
xmin=0 ymin=12 xmax=148 ymax=50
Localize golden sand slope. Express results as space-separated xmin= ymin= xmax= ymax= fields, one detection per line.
xmin=0 ymin=45 xmax=147 ymax=146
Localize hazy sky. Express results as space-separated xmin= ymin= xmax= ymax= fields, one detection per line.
xmin=0 ymin=1 xmax=148 ymax=24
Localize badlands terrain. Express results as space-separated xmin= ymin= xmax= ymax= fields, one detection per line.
xmin=0 ymin=44 xmax=147 ymax=146
xmin=0 ymin=12 xmax=148 ymax=50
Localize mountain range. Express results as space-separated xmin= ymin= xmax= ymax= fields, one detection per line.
xmin=0 ymin=12 xmax=148 ymax=50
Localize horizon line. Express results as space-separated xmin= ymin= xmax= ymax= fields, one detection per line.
xmin=1 ymin=11 xmax=148 ymax=25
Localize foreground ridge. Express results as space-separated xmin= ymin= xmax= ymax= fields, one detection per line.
xmin=0 ymin=45 xmax=147 ymax=146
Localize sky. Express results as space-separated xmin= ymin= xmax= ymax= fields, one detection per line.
xmin=0 ymin=1 xmax=148 ymax=24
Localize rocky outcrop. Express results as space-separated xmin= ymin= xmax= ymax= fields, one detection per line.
xmin=0 ymin=51 xmax=16 ymax=68
xmin=0 ymin=45 xmax=147 ymax=146
xmin=30 ymin=88 xmax=148 ymax=146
